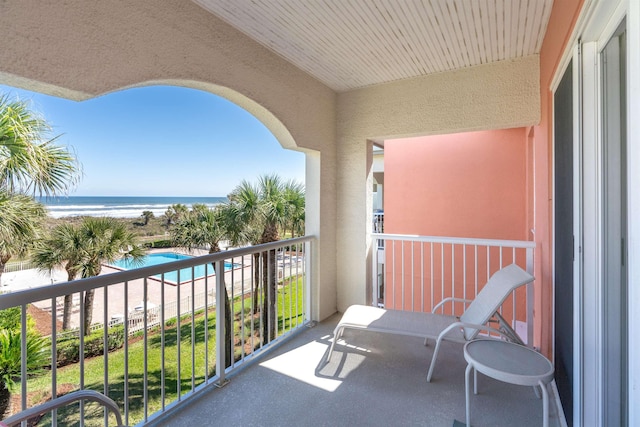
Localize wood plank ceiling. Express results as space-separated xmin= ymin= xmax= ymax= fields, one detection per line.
xmin=194 ymin=0 xmax=554 ymax=92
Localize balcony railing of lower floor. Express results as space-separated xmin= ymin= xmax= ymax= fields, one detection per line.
xmin=0 ymin=236 xmax=313 ymax=426
xmin=372 ymin=233 xmax=536 ymax=346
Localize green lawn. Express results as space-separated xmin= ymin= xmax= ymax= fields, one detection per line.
xmin=26 ymin=277 xmax=305 ymax=426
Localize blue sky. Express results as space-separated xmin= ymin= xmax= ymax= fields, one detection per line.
xmin=0 ymin=84 xmax=305 ymax=196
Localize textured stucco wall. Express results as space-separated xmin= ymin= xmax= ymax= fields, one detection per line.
xmin=334 ymin=56 xmax=540 ymax=312
xmin=0 ymin=0 xmax=338 ymax=321
xmin=337 ymin=55 xmax=540 ymax=141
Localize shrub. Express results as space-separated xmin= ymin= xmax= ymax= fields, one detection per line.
xmin=144 ymin=239 xmax=172 ymax=248
xmin=0 ymin=307 xmax=36 ymax=334
xmin=0 ymin=330 xmax=49 ymax=415
xmin=56 ymin=325 xmax=125 ymax=367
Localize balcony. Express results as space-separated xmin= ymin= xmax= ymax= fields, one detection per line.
xmin=0 ymin=234 xmax=561 ymax=426
xmin=155 ymin=314 xmax=562 ymax=427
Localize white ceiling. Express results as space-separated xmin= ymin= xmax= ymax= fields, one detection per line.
xmin=195 ymin=0 xmax=554 ymax=92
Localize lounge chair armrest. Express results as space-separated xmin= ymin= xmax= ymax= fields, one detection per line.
xmin=432 ymin=297 xmax=472 ymax=313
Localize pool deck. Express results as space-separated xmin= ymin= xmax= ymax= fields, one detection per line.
xmin=1 ymin=248 xmax=273 ymax=330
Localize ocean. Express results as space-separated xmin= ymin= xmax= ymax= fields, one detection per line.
xmin=38 ymin=196 xmax=227 ymax=219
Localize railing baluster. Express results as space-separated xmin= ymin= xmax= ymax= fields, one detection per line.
xmin=215 ymin=259 xmax=226 ymax=386
xmin=204 ymin=266 xmax=210 ymax=382
xmin=420 ymin=242 xmax=424 ymax=313
xmin=411 ymin=242 xmax=414 ymax=312
xmin=103 ymin=286 xmax=109 ymax=426
xmin=430 ymin=242 xmax=434 ymax=312
xmin=451 ymin=243 xmax=455 ymax=314
xmin=463 ymin=244 xmax=467 ymax=310
xmin=240 ymin=256 xmax=245 ymax=362
xmin=190 ymin=268 xmax=195 ymax=392
xmin=124 ymin=282 xmax=129 ymax=427
xmin=79 ymin=291 xmax=85 ymax=427
xmin=21 ymin=304 xmax=27 ymax=415
xmin=160 ymin=273 xmax=166 ymax=409
xmin=392 ymin=240 xmax=396 ymax=309
xmin=143 ymin=278 xmax=149 ymax=422
xmin=176 ymin=269 xmax=181 ymax=399
xmin=441 ymin=243 xmax=444 ymax=315
xmin=51 ymin=297 xmax=58 ymax=427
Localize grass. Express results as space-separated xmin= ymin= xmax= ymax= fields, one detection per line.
xmin=24 ymin=277 xmax=305 ymax=426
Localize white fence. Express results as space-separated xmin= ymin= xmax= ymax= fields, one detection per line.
xmin=3 ymin=260 xmax=37 ymax=273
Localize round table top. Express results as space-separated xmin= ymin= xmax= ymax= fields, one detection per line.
xmin=464 ymin=339 xmax=554 ymax=386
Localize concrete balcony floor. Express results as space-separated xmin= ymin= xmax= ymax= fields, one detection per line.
xmin=152 ymin=314 xmax=563 ymax=427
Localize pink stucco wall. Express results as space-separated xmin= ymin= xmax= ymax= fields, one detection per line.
xmin=384 ymin=128 xmax=529 ymax=240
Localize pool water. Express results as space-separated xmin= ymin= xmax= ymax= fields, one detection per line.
xmin=111 ymin=252 xmax=237 ymax=283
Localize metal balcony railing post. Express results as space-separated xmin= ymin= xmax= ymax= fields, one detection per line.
xmin=215 ymin=259 xmax=228 ymax=387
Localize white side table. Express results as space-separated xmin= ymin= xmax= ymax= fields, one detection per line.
xmin=464 ymin=339 xmax=554 ymax=427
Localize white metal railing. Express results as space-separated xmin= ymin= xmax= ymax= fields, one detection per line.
xmin=373 ymin=212 xmax=384 ymax=233
xmin=3 ymin=259 xmax=37 ymax=273
xmin=0 ymin=236 xmax=312 ymax=427
xmin=372 ymin=233 xmax=535 ymax=345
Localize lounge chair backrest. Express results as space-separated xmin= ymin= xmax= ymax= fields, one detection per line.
xmin=459 ymin=264 xmax=534 ymax=340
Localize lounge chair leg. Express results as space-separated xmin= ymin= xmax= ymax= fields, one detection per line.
xmin=426 ymin=338 xmax=443 ymax=382
xmin=326 ymin=326 xmax=343 ymax=362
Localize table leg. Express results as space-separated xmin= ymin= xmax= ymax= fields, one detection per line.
xmin=538 ymin=380 xmax=549 ymax=427
xmin=474 ymin=367 xmax=478 ymax=395
xmin=465 ymin=363 xmax=473 ymax=427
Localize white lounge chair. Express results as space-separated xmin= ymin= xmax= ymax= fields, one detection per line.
xmin=326 ymin=263 xmax=534 ymax=382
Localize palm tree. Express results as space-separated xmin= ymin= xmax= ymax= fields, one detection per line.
xmin=170 ymin=205 xmax=233 ymax=368
xmin=32 ymin=224 xmax=83 ymax=329
xmin=33 ymin=217 xmax=144 ymax=333
xmin=227 ymin=174 xmax=288 ymax=343
xmin=141 ymin=210 xmax=154 ymax=225
xmin=0 ymin=193 xmax=46 ymax=284
xmin=281 ymin=180 xmax=305 ymax=238
xmin=0 ymin=94 xmax=79 ymax=283
xmin=164 ymin=203 xmax=188 ymax=226
xmin=0 ymin=95 xmax=79 ymax=196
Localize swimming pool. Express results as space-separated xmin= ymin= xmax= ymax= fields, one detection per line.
xmin=110 ymin=252 xmax=237 ymax=283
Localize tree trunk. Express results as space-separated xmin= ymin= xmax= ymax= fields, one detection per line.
xmin=62 ymin=294 xmax=73 ymax=330
xmin=260 ymin=223 xmax=279 ymax=343
xmin=261 ymin=248 xmax=277 ymax=343
xmin=0 ymin=254 xmax=10 ymax=287
xmin=62 ymin=269 xmax=76 ymax=330
xmin=223 ymin=285 xmax=232 ymax=368
xmin=83 ymin=289 xmax=95 ymax=335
